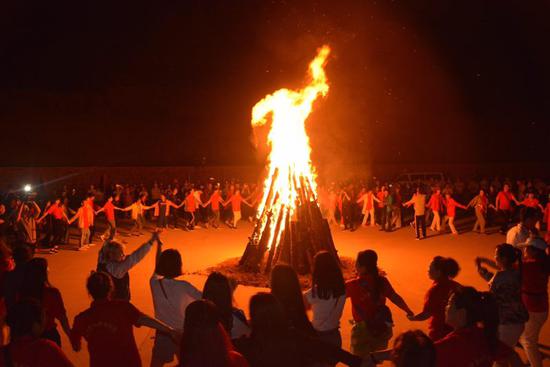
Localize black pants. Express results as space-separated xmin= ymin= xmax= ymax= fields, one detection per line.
xmin=89 ymin=225 xmax=95 ymax=244
xmin=342 ymin=204 xmax=353 ymax=229
xmin=52 ymin=218 xmax=66 ymax=245
xmin=415 ymin=215 xmax=426 ymax=238
xmin=499 ymin=210 xmax=512 ymax=233
xmin=157 ymin=214 xmax=168 ymax=228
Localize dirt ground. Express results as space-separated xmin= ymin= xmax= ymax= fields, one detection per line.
xmin=44 ymin=219 xmax=550 ymax=366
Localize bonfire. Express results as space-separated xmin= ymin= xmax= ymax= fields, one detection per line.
xmin=240 ymin=45 xmax=339 ymax=274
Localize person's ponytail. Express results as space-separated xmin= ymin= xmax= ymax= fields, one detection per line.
xmin=432 ymin=256 xmax=460 ymax=279
xmin=443 ymin=258 xmax=460 ymax=279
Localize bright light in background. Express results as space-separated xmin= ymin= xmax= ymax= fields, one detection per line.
xmin=23 ymin=184 xmax=32 ymax=193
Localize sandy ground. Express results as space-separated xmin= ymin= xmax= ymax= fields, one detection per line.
xmin=44 ymin=219 xmax=550 ymax=366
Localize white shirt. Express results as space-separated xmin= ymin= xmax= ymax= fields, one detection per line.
xmin=304 ymin=287 xmax=346 ymax=332
xmin=150 ymin=274 xmax=202 ymax=330
xmin=506 ymin=223 xmax=530 ymax=247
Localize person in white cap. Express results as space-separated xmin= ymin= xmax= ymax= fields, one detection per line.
xmin=517 ymin=236 xmax=549 ymax=367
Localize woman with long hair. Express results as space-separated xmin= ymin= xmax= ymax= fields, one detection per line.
xmin=346 ymin=250 xmax=414 ymax=357
xmin=178 ymin=300 xmax=248 ymax=367
xmin=270 ymin=264 xmax=315 ymax=336
xmin=233 ymin=292 xmax=362 ymax=367
xmin=518 ymin=237 xmax=550 ymax=367
xmin=475 ymin=244 xmax=528 ymax=353
xmin=409 ymin=256 xmax=461 ymax=341
xmin=304 ymin=251 xmax=346 ymax=358
xmin=19 ymin=257 xmax=71 ymax=346
xmin=203 ymin=272 xmax=250 ymax=338
xmin=233 ymin=292 xmax=300 ymax=367
xmin=435 ymin=286 xmax=521 ymax=367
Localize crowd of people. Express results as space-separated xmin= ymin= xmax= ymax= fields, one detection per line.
xmin=0 ymin=226 xmax=548 ymax=367
xmin=319 ymin=178 xmax=549 ymax=241
xmin=0 ymin=175 xmax=547 ymax=366
xmin=0 ymin=175 xmax=548 ymax=253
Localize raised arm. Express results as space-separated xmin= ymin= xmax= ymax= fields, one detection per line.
xmin=475 ymin=257 xmax=495 ymax=282
xmin=32 ymin=201 xmax=41 ymax=218
xmin=153 ymin=236 xmax=163 ymax=277
xmin=107 ymin=233 xmax=157 ymax=278
xmin=16 ymin=203 xmax=24 ymax=222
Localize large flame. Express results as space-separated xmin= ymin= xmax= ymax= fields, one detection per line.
xmin=252 ymin=45 xmax=330 ymax=250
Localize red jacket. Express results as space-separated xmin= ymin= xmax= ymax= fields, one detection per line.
xmin=444 ymin=198 xmax=467 ymax=217
xmin=427 ymin=193 xmax=444 ymax=212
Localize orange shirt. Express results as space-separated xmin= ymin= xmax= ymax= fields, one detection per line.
xmin=496 ymin=191 xmax=513 ymax=211
xmin=185 ymin=193 xmax=196 ymax=212
xmin=427 ymin=193 xmax=444 ymax=212
xmin=520 ymin=198 xmax=540 ymax=208
xmin=376 ymin=191 xmax=385 ymax=208
xmin=103 ymin=202 xmax=116 ymax=221
xmin=210 ymin=191 xmax=222 ymax=211
xmin=228 ymin=194 xmax=243 ymax=212
xmin=47 ymin=204 xmax=65 ymax=220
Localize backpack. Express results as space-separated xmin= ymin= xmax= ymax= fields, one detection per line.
xmin=357 ymin=278 xmax=393 ymax=336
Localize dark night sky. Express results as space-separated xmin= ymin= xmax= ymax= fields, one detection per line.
xmin=0 ymin=0 xmax=548 ymax=167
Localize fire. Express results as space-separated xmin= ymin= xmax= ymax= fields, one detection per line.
xmin=252 ymin=45 xmax=331 ymax=250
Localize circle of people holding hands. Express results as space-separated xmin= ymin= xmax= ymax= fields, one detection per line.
xmin=321 ymin=180 xmax=548 ymax=241
xmin=3 ymin=176 xmax=549 ymax=253
xmin=0 ymin=176 xmax=547 ymax=366
xmin=0 ymin=204 xmax=548 ymax=367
